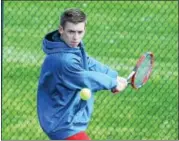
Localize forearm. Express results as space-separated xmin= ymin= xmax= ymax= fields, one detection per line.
xmin=59 ymin=70 xmax=118 ymax=92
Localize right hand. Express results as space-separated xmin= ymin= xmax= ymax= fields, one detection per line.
xmin=112 ymin=76 xmax=128 ymax=94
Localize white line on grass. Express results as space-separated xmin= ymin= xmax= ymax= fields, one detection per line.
xmin=3 ymin=46 xmax=44 ymax=66
xmin=3 ymin=47 xmax=178 ymax=77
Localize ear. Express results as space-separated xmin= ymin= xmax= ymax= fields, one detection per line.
xmin=84 ymin=26 xmax=86 ymax=33
xmin=58 ymin=25 xmax=64 ymax=34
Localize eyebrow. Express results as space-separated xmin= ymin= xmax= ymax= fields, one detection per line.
xmin=67 ymin=29 xmax=83 ymax=32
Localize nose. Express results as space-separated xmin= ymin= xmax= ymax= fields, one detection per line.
xmin=73 ymin=32 xmax=79 ymax=40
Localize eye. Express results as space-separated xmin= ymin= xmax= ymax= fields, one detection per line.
xmin=68 ymin=30 xmax=75 ymax=34
xmin=78 ymin=31 xmax=83 ymax=34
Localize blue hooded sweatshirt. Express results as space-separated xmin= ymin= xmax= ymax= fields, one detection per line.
xmin=37 ymin=30 xmax=118 ymax=139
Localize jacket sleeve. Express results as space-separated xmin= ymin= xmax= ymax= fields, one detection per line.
xmin=57 ymin=56 xmax=117 ymax=92
xmin=87 ymin=56 xmax=118 ymax=78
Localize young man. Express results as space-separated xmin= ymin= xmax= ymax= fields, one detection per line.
xmin=37 ymin=8 xmax=127 ymax=140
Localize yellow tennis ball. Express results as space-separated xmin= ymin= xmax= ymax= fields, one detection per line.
xmin=80 ymin=88 xmax=91 ymax=100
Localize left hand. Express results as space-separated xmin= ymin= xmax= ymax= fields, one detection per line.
xmin=112 ymin=76 xmax=128 ymax=94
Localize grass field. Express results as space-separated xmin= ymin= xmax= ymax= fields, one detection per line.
xmin=2 ymin=1 xmax=178 ymax=140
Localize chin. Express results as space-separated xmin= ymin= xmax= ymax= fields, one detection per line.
xmin=71 ymin=44 xmax=79 ymax=47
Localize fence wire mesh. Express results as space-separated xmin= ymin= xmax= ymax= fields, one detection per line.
xmin=2 ymin=1 xmax=178 ymax=140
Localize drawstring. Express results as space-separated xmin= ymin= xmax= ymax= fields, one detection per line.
xmin=80 ymin=46 xmax=89 ymax=71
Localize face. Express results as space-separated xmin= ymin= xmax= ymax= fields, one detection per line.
xmin=59 ymin=22 xmax=86 ymax=47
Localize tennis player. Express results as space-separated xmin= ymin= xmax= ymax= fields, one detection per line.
xmin=37 ymin=8 xmax=127 ymax=140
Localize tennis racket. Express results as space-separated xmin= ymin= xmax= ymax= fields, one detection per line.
xmin=127 ymin=52 xmax=154 ymax=89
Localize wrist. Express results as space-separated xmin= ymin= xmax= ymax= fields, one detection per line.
xmin=111 ymin=86 xmax=120 ymax=94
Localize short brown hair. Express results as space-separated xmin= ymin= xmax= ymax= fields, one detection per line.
xmin=60 ymin=8 xmax=87 ymax=28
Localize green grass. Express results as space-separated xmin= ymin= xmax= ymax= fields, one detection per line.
xmin=2 ymin=1 xmax=178 ymax=140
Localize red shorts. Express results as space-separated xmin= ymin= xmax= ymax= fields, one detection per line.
xmin=65 ymin=131 xmax=91 ymax=140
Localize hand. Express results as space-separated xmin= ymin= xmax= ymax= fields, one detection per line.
xmin=112 ymin=76 xmax=128 ymax=94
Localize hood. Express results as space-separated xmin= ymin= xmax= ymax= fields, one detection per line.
xmin=42 ymin=30 xmax=85 ymax=54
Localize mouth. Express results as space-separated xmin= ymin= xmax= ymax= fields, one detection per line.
xmin=70 ymin=42 xmax=79 ymax=46
xmin=71 ymin=42 xmax=78 ymax=44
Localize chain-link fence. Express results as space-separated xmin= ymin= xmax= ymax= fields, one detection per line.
xmin=2 ymin=1 xmax=178 ymax=140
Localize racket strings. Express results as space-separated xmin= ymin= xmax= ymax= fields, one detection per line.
xmin=135 ymin=55 xmax=152 ymax=87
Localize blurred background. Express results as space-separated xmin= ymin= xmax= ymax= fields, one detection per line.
xmin=2 ymin=1 xmax=178 ymax=140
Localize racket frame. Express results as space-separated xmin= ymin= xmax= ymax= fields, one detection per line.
xmin=127 ymin=52 xmax=154 ymax=89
